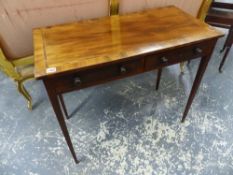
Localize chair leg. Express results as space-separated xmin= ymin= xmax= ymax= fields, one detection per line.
xmin=58 ymin=94 xmax=69 ymax=119
xmin=221 ymin=27 xmax=233 ymax=52
xmin=220 ymin=30 xmax=232 ymax=53
xmin=220 ymin=39 xmax=228 ymax=53
xmin=180 ymin=62 xmax=185 ymax=74
xmin=156 ymin=69 xmax=162 ymax=90
xmin=219 ymin=46 xmax=231 ymax=73
xmin=16 ymin=81 xmax=32 ymax=110
xmin=220 ymin=45 xmax=227 ymax=53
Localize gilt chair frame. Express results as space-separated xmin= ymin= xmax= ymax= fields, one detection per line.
xmin=0 ymin=48 xmax=34 ymax=109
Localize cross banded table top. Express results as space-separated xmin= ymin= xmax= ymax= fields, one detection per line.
xmin=34 ymin=6 xmax=222 ymax=78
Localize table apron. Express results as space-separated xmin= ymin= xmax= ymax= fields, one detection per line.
xmin=44 ymin=39 xmax=216 ymax=94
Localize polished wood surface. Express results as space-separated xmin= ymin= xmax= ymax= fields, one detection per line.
xmin=34 ymin=6 xmax=222 ymax=79
xmin=34 ymin=6 xmax=223 ymax=163
xmin=1 ymin=0 xmax=203 ymax=60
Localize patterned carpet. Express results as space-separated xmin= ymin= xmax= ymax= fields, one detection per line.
xmin=0 ymin=29 xmax=233 ymax=175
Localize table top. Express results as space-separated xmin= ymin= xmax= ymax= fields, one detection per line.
xmin=34 ymin=6 xmax=222 ymax=79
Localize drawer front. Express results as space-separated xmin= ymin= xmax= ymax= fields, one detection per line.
xmin=51 ymin=58 xmax=144 ymax=93
xmin=145 ymin=41 xmax=212 ymax=71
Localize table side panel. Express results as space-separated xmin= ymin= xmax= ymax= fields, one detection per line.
xmin=45 ymin=39 xmax=215 ymax=94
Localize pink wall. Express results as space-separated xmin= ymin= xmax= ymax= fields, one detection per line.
xmin=0 ymin=0 xmax=202 ymax=60
xmin=120 ymin=0 xmax=202 ymax=15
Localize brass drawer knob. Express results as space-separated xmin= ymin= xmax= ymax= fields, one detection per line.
xmin=74 ymin=77 xmax=82 ymax=86
xmin=160 ymin=56 xmax=168 ymax=63
xmin=120 ymin=66 xmax=127 ymax=73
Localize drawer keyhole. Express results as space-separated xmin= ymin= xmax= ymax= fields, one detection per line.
xmin=161 ymin=57 xmax=168 ymax=63
xmin=74 ymin=77 xmax=82 ymax=86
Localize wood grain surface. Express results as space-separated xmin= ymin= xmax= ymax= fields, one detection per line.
xmin=34 ymin=6 xmax=222 ymax=78
xmin=1 ymin=0 xmax=203 ymax=60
